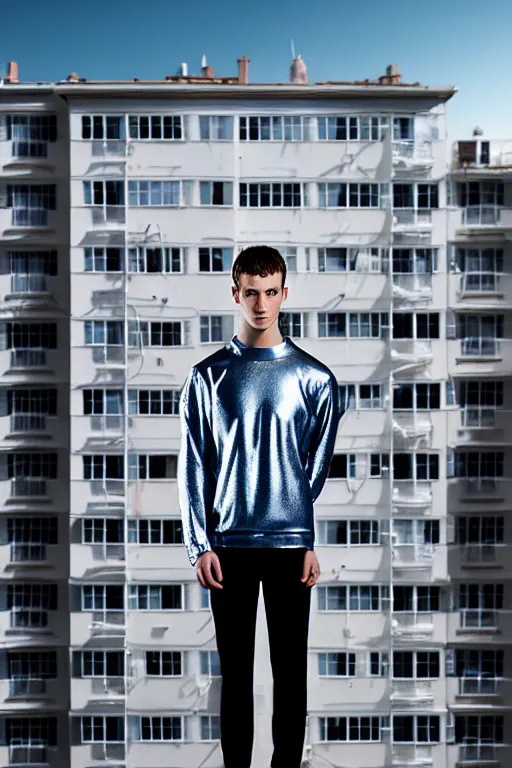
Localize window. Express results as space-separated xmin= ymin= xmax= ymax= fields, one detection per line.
xmin=7 ymin=651 xmax=57 ymax=680
xmin=456 ymin=517 xmax=504 ymax=545
xmin=393 ymin=652 xmax=440 ymax=678
xmin=7 ymin=517 xmax=58 ymax=545
xmin=136 ymin=717 xmax=182 ymax=741
xmin=200 ymin=715 xmax=220 ymax=741
xmin=6 ymin=323 xmax=57 ymax=350
xmin=82 ymin=519 xmax=123 ymax=544
xmin=318 ymin=183 xmax=386 ymax=208
xmin=454 ymin=452 xmax=503 ymax=478
xmin=198 ymin=247 xmax=233 ymax=272
xmin=199 ymin=181 xmax=233 ymax=206
xmin=457 ymin=182 xmax=504 ymax=207
xmin=393 ymin=520 xmax=440 ymax=545
xmin=7 ymin=389 xmax=57 ymax=416
xmin=200 ymin=586 xmax=211 ymax=609
xmin=83 ymin=180 xmax=123 ymax=206
xmin=459 ymin=584 xmax=503 ymax=611
xmin=369 ymin=652 xmax=389 ymax=677
xmin=455 ymin=716 xmax=503 ymax=745
xmin=393 ymin=313 xmax=439 ymax=339
xmin=318 ymin=652 xmax=356 ymax=677
xmin=318 ymin=247 xmax=388 ymax=273
xmin=81 ymin=585 xmax=123 ymax=611
xmin=127 ymin=520 xmax=183 ymax=545
xmin=6 ymin=185 xmax=56 ymax=226
xmin=319 ymin=717 xmax=383 ymax=742
xmin=393 ymin=117 xmax=414 ymax=141
xmin=341 ymin=383 xmax=383 ymax=409
xmin=317 ymin=520 xmax=380 ymax=546
xmin=128 ymin=180 xmax=192 ymax=206
xmin=128 ymin=455 xmax=176 ymax=480
xmin=239 ymin=115 xmax=307 ymax=141
xmin=393 ymin=715 xmax=440 ymax=743
xmin=199 ymin=115 xmax=233 ymax=140
xmin=455 ymin=650 xmax=503 ymax=679
xmin=128 ymin=390 xmax=179 ymax=415
xmin=77 ymin=651 xmax=124 ymax=677
xmin=84 ymin=247 xmax=123 ymax=272
xmin=83 ymin=390 xmax=123 ymax=415
xmin=393 ymin=383 xmax=441 ymax=410
xmin=200 ymin=315 xmax=234 ymax=343
xmin=329 ymin=453 xmax=389 ymax=479
xmin=239 ymin=182 xmax=305 ymax=208
xmin=6 ymin=718 xmax=57 ymax=747
xmin=393 ymin=586 xmax=440 ymax=612
xmin=8 ymin=250 xmax=57 ymax=276
xmin=455 ymin=247 xmax=503 ymax=274
xmin=84 ymin=320 xmax=123 ymax=346
xmin=127 ymin=584 xmax=182 ymax=610
xmin=7 ymin=453 xmax=57 ymax=479
xmin=200 ymin=650 xmax=221 ymax=677
xmin=128 ymin=115 xmax=183 ymax=140
xmin=146 ymin=651 xmax=182 ymax=676
xmin=81 ymin=116 xmax=124 ymax=140
xmin=83 ymin=455 xmax=123 ymax=480
xmin=459 ymin=381 xmax=503 ymax=408
xmin=7 ymin=583 xmax=58 ymax=610
xmin=457 ymin=314 xmax=503 ymax=340
xmin=128 ymin=321 xmax=182 ymax=347
xmin=317 ymin=116 xmax=384 ymax=141
xmin=318 ymin=312 xmax=388 ymax=339
xmin=393 ymin=453 xmax=439 ymax=481
xmin=318 ymin=585 xmax=388 ymax=611
xmin=393 ymin=248 xmax=438 ymax=274
xmin=393 ymin=183 xmax=439 ymax=209
xmin=81 ymin=716 xmax=124 ymax=743
xmin=7 ymin=114 xmax=57 ymax=156
xmin=128 ymin=247 xmax=182 ymax=273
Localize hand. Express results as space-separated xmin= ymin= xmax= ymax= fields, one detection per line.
xmin=196 ymin=551 xmax=224 ymax=590
xmin=301 ymin=550 xmax=320 ymax=588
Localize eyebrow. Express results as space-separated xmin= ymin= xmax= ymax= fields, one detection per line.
xmin=244 ymin=287 xmax=280 ymax=293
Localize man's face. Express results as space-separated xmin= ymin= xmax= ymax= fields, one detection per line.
xmin=232 ymin=272 xmax=288 ymax=331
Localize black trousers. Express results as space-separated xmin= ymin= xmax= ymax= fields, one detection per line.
xmin=210 ymin=546 xmax=312 ymax=768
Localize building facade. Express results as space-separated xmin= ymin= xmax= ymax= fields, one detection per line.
xmin=0 ymin=58 xmax=511 ymax=768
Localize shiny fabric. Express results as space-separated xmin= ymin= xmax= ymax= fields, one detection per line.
xmin=178 ymin=334 xmax=343 ymax=567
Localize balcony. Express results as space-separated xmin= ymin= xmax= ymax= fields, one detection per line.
xmin=9 ymin=479 xmax=48 ymax=500
xmin=9 ymin=543 xmax=48 ymax=564
xmin=90 ymin=206 xmax=126 ymax=227
xmin=457 ymin=676 xmax=501 ymax=697
xmin=392 ymin=544 xmax=435 ymax=572
xmin=91 ymin=140 xmax=126 ymax=158
xmin=460 ymin=407 xmax=498 ymax=429
xmin=459 ymin=272 xmax=502 ymax=298
xmin=392 ymin=483 xmax=433 ymax=513
xmin=8 ymin=274 xmax=48 ymax=296
xmin=392 ymin=274 xmax=433 ymax=305
xmin=391 ymin=680 xmax=434 ymax=707
xmin=391 ymin=613 xmax=434 ymax=641
xmin=458 ymin=609 xmax=499 ymax=633
xmin=10 ymin=210 xmax=49 ymax=228
xmin=8 ymin=740 xmax=48 ymax=766
xmin=8 ymin=678 xmax=47 ymax=697
xmin=461 ymin=206 xmax=501 ymax=227
xmin=392 ymin=209 xmax=432 ymax=235
xmin=392 ymin=141 xmax=434 ymax=170
xmin=9 ymin=608 xmax=48 ymax=629
xmin=9 ymin=414 xmax=48 ymax=434
xmin=392 ymin=413 xmax=432 ymax=449
xmin=391 ymin=340 xmax=433 ymax=368
xmin=459 ymin=338 xmax=500 ymax=359
xmin=9 ymin=350 xmax=48 ymax=370
xmin=456 ymin=740 xmax=500 ymax=765
xmin=90 ymin=676 xmax=125 ymax=697
xmin=453 ymin=138 xmax=512 ymax=172
xmin=392 ymin=744 xmax=433 ymax=767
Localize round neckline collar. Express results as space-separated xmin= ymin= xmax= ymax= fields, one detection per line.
xmin=229 ymin=334 xmax=292 ymax=360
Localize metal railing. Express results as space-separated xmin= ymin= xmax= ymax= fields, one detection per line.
xmin=11 ymin=209 xmax=49 ymax=227
xmin=460 ymin=272 xmax=500 ymax=295
xmin=460 ymin=406 xmax=497 ymax=428
xmin=8 ymin=740 xmax=48 ymax=765
xmin=10 ymin=350 xmax=48 ymax=368
xmin=392 ymin=140 xmax=433 ymax=164
xmin=392 ymin=210 xmax=432 ymax=230
xmin=459 ymin=609 xmax=498 ymax=630
xmin=10 ymin=609 xmax=48 ymax=629
xmin=458 ymin=676 xmax=500 ymax=696
xmin=461 ymin=543 xmax=499 ymax=564
xmin=10 ymin=414 xmax=47 ymax=433
xmin=10 ymin=543 xmax=47 ymax=563
xmin=460 ymin=337 xmax=500 ymax=357
xmin=91 ymin=206 xmax=126 ymax=225
xmin=458 ymin=739 xmax=498 ymax=763
xmin=10 ymin=479 xmax=48 ymax=498
xmin=9 ymin=678 xmax=47 ymax=696
xmin=461 ymin=205 xmax=501 ymax=226
xmin=10 ymin=274 xmax=48 ymax=294
xmin=464 ymin=478 xmax=498 ymax=494
xmin=11 ymin=141 xmax=49 ymax=158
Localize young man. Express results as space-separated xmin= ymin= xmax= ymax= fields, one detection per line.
xmin=178 ymin=246 xmax=343 ymax=768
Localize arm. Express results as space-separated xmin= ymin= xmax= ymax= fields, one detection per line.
xmin=306 ymin=372 xmax=344 ymax=504
xmin=177 ymin=367 xmax=217 ymax=567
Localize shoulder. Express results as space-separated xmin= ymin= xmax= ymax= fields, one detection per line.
xmin=288 ymin=339 xmax=337 ymax=387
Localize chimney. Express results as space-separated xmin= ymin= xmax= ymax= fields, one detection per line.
xmin=200 ymin=55 xmax=213 ymax=78
xmin=67 ymin=72 xmax=79 ymax=83
xmin=237 ymin=56 xmax=249 ymax=84
xmin=5 ymin=61 xmax=19 ymax=83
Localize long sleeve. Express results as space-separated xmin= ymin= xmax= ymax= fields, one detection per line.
xmin=177 ymin=367 xmax=217 ymax=567
xmin=306 ymin=373 xmax=343 ymax=504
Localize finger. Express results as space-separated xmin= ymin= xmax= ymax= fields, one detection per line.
xmin=204 ymin=562 xmax=223 ymax=590
xmin=301 ymin=558 xmax=310 ymax=581
xmin=197 ymin=567 xmax=207 ymax=589
xmin=212 ymin=557 xmax=224 ymax=584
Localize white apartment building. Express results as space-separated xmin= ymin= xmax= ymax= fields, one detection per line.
xmin=0 ymin=55 xmax=511 ymax=768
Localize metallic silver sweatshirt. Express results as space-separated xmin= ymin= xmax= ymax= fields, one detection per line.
xmin=177 ymin=334 xmax=344 ymax=567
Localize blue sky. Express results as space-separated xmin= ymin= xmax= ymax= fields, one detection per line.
xmin=1 ymin=0 xmax=511 ymax=142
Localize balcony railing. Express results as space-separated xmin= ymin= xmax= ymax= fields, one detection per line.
xmin=393 ymin=273 xmax=433 ymax=292
xmin=460 ymin=406 xmax=497 ymax=428
xmin=463 ymin=478 xmax=498 ymax=494
xmin=9 ymin=677 xmax=47 ymax=696
xmin=91 ymin=206 xmax=126 ymax=226
xmin=392 ymin=744 xmax=432 ymax=765
xmin=8 ymin=740 xmax=48 ymax=766
xmin=392 ymin=483 xmax=433 ymax=510
xmin=391 ymin=680 xmax=433 ymax=701
xmin=391 ymin=613 xmax=434 ymax=638
xmin=459 ymin=609 xmax=498 ymax=630
xmin=10 ymin=349 xmax=48 ymax=368
xmin=461 ymin=543 xmax=500 ymax=565
xmin=91 ymin=676 xmax=126 ymax=696
xmin=11 ymin=209 xmax=49 ymax=227
xmin=459 ymin=272 xmax=500 ymax=295
xmin=10 ymin=479 xmax=48 ymax=498
xmin=458 ymin=676 xmax=500 ymax=696
xmin=392 ymin=209 xmax=432 ymax=231
xmin=91 ymin=140 xmax=126 ymax=157
xmin=458 ymin=740 xmax=498 ymax=764
xmin=9 ymin=274 xmax=48 ymax=295
xmin=460 ymin=337 xmax=500 ymax=358
xmin=392 ymin=140 xmax=433 ymax=166
xmin=461 ymin=205 xmax=501 ymax=227
xmin=10 ymin=543 xmax=47 ymax=563
xmin=10 ymin=608 xmax=48 ymax=629
xmin=392 ymin=544 xmax=435 ymax=568
xmin=10 ymin=414 xmax=48 ymax=433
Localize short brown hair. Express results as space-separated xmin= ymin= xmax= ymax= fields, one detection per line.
xmin=232 ymin=246 xmax=287 ymax=293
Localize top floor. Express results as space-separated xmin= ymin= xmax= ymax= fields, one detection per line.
xmin=451 ymin=137 xmax=512 ymax=176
